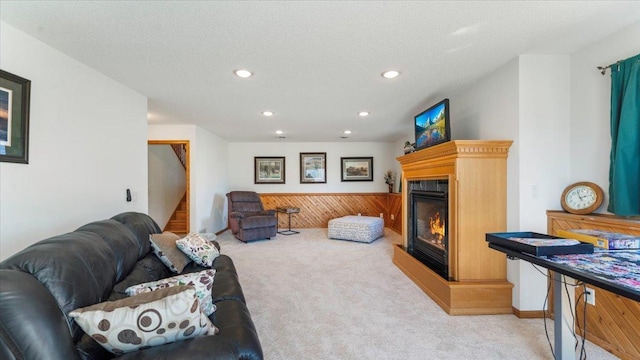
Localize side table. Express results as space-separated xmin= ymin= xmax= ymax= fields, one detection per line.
xmin=276 ymin=207 xmax=300 ymax=235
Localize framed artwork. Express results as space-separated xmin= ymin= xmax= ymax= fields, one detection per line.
xmin=254 ymin=156 xmax=286 ymax=184
xmin=0 ymin=70 xmax=31 ymax=164
xmin=341 ymin=157 xmax=373 ymax=181
xmin=300 ymin=152 xmax=326 ymax=183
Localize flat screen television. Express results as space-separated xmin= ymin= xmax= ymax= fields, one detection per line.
xmin=414 ymin=98 xmax=451 ymax=151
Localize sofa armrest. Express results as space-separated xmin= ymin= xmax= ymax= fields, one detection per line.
xmin=261 ymin=209 xmax=276 ymax=216
xmin=229 ymin=212 xmax=245 ymax=219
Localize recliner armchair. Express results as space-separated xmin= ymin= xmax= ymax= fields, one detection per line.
xmin=227 ymin=191 xmax=277 ymax=242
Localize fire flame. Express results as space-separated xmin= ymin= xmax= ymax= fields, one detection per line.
xmin=429 ymin=212 xmax=445 ymax=242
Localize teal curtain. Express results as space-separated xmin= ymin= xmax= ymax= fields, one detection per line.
xmin=608 ymin=53 xmax=640 ymax=216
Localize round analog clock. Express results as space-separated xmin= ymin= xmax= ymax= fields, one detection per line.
xmin=560 ymin=181 xmax=604 ymax=215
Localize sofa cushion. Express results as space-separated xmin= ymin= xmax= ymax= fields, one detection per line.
xmin=0 ymin=269 xmax=81 ymax=360
xmin=111 ymin=255 xmax=172 ymax=300
xmin=150 ymin=232 xmax=192 ymax=273
xmin=240 ymin=215 xmax=277 ymax=230
xmin=176 ymin=234 xmax=220 ymax=267
xmin=0 ymin=232 xmax=118 ymax=342
xmin=111 ymin=212 xmax=162 ymax=259
xmin=125 ymin=269 xmax=217 ymax=316
xmin=77 ymin=220 xmax=141 ymax=282
xmin=69 ymin=285 xmax=217 ymax=355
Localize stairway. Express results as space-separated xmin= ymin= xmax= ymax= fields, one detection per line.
xmin=164 ymin=194 xmax=188 ymax=235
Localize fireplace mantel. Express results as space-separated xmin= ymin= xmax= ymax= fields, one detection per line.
xmin=393 ymin=140 xmax=514 ymax=315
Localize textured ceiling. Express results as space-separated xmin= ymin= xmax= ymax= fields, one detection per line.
xmin=2 ymin=1 xmax=639 ymax=142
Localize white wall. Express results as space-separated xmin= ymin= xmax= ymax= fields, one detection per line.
xmin=570 ymin=22 xmax=640 ymax=203
xmin=148 ymin=144 xmax=187 ymax=228
xmin=227 ymin=141 xmax=397 ymax=193
xmin=148 ymin=124 xmax=229 ymax=234
xmin=449 ymin=57 xmax=521 ymax=231
xmin=0 ymin=22 xmax=148 ymax=260
xmin=516 ymin=55 xmax=571 ymax=310
xmin=194 ymin=126 xmax=229 ymax=233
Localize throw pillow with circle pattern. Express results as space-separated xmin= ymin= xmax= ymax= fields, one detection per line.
xmin=125 ymin=269 xmax=216 ymax=316
xmin=69 ymin=285 xmax=217 ymax=355
xmin=175 ymin=233 xmax=220 ymax=267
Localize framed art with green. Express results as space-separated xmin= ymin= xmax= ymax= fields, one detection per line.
xmin=341 ymin=157 xmax=373 ymax=181
xmin=254 ymin=156 xmax=286 ymax=184
xmin=0 ymin=70 xmax=31 ymax=164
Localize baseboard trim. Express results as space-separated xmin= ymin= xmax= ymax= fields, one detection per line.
xmin=215 ymin=227 xmax=229 ymax=235
xmin=512 ymin=306 xmax=546 ymax=318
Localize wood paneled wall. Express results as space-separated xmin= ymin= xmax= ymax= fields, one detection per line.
xmin=388 ymin=193 xmax=402 ymax=234
xmin=547 ymin=211 xmax=640 ymax=360
xmin=259 ymin=193 xmax=399 ymax=230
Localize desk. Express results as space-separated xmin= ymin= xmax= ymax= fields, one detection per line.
xmin=276 ymin=207 xmax=300 ymax=235
xmin=488 ymin=243 xmax=640 ymax=360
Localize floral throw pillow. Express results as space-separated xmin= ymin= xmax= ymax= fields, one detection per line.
xmin=150 ymin=232 xmax=192 ymax=273
xmin=125 ymin=269 xmax=216 ymax=316
xmin=175 ymin=233 xmax=220 ymax=267
xmin=69 ymin=285 xmax=217 ymax=355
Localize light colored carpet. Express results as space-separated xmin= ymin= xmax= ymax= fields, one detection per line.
xmin=215 ymin=228 xmax=617 ymax=360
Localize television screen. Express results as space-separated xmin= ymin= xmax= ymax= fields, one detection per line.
xmin=414 ymin=99 xmax=451 ymax=151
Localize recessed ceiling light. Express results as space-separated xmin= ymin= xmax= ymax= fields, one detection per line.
xmin=382 ymin=70 xmax=400 ymax=79
xmin=234 ymin=69 xmax=253 ymax=78
xmin=262 ymin=111 xmax=274 ymax=117
xmin=358 ymin=111 xmax=369 ymax=117
xmin=275 ymin=130 xmax=284 ymax=135
xmin=343 ymin=130 xmax=352 ymax=135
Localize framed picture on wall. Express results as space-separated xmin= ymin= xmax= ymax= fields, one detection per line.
xmin=254 ymin=156 xmax=286 ymax=184
xmin=300 ymin=152 xmax=326 ymax=183
xmin=341 ymin=157 xmax=373 ymax=181
xmin=0 ymin=70 xmax=31 ymax=164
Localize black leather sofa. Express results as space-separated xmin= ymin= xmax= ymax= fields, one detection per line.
xmin=0 ymin=212 xmax=262 ymax=360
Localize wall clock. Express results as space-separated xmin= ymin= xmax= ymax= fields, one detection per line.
xmin=560 ymin=181 xmax=604 ymax=215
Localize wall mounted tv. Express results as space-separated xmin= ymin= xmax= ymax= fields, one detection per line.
xmin=414 ymin=98 xmax=451 ymax=151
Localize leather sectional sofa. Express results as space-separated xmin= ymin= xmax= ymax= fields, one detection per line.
xmin=0 ymin=212 xmax=262 ymax=360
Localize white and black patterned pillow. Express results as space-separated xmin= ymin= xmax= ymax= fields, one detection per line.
xmin=176 ymin=233 xmax=220 ymax=267
xmin=69 ymin=286 xmax=217 ymax=355
xmin=125 ymin=269 xmax=216 ymax=316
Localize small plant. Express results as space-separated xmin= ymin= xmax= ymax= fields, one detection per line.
xmin=384 ymin=170 xmax=396 ymax=185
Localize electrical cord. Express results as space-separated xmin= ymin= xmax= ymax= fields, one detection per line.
xmin=542 ymin=276 xmax=556 ymax=360
xmin=574 ymin=283 xmax=589 ymax=359
xmin=531 ymin=263 xmax=589 ymax=360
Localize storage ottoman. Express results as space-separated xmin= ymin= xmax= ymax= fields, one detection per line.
xmin=328 ymin=215 xmax=384 ymax=243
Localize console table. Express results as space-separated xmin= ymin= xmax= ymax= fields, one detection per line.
xmin=276 ymin=206 xmax=300 ymax=235
xmin=488 ymin=242 xmax=639 ymax=360
xmin=547 ymin=211 xmax=640 ymax=359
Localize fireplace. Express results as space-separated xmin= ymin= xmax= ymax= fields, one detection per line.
xmin=393 ymin=140 xmax=513 ymax=315
xmin=408 ymin=180 xmax=449 ymax=280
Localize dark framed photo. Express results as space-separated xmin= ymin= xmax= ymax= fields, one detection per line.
xmin=300 ymin=152 xmax=326 ymax=183
xmin=341 ymin=157 xmax=373 ymax=181
xmin=254 ymin=156 xmax=286 ymax=184
xmin=0 ymin=70 xmax=31 ymax=164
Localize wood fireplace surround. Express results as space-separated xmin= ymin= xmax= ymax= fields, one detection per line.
xmin=393 ymin=140 xmax=514 ymax=315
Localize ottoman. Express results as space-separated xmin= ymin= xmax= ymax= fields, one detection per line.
xmin=328 ymin=215 xmax=384 ymax=243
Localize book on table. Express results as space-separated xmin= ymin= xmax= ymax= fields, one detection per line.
xmin=558 ymin=229 xmax=640 ymax=250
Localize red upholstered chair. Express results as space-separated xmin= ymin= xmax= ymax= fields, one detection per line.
xmin=226 ymin=191 xmax=277 ymax=242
